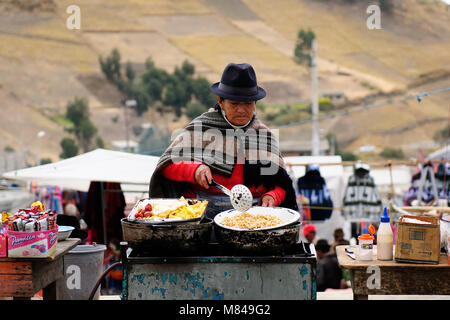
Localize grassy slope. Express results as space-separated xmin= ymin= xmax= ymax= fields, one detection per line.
xmin=243 ymin=0 xmax=450 ymax=154
xmin=243 ymin=0 xmax=450 ymax=86
xmin=1 ymin=0 xmax=449 ymax=162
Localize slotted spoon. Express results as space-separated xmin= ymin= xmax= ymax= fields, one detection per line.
xmin=208 ymin=179 xmax=253 ymax=212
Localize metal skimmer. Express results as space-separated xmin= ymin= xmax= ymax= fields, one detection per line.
xmin=209 ymin=179 xmax=253 ymax=212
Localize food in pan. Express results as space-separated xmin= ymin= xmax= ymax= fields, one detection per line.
xmin=132 ymin=197 xmax=208 ymax=220
xmin=221 ymin=211 xmax=283 ymax=229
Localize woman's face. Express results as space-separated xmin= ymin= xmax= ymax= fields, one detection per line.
xmin=218 ymin=97 xmax=256 ymax=126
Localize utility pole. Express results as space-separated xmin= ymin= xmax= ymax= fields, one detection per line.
xmin=36 ymin=131 xmax=46 ymax=166
xmin=311 ymin=39 xmax=320 ymax=156
xmin=124 ymin=99 xmax=136 ymax=152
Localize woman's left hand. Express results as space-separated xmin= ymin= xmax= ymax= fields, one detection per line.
xmin=261 ymin=195 xmax=275 ymax=207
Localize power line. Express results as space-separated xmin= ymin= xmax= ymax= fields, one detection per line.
xmin=275 ymin=86 xmax=450 ymax=129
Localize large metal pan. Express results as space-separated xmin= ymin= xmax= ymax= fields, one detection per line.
xmin=121 ymin=217 xmax=213 ymax=254
xmin=214 ymin=221 xmax=302 ymax=256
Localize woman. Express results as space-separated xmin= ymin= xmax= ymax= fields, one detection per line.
xmin=149 ymin=62 xmax=298 ymax=219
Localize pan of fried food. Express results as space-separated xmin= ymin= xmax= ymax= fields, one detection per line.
xmin=213 ymin=206 xmax=302 ymax=255
xmin=127 ymin=197 xmax=208 ymax=225
xmin=214 ymin=206 xmax=300 ymax=231
xmin=121 ymin=217 xmax=213 ymax=253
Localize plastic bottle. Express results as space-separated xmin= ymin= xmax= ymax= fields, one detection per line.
xmin=377 ymin=207 xmax=394 ymax=260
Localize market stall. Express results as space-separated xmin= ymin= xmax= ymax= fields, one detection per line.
xmin=0 ymin=239 xmax=80 ymax=299
xmin=117 ymin=198 xmax=317 ymax=300
xmin=0 ymin=200 xmax=82 ymax=299
xmin=336 ymin=206 xmax=450 ymax=299
xmin=2 ymin=149 xmax=160 ymax=244
xmin=336 ymin=245 xmax=450 ymax=300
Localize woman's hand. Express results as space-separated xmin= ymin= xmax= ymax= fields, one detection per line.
xmin=194 ymin=164 xmax=213 ymax=189
xmin=261 ymin=195 xmax=275 ymax=207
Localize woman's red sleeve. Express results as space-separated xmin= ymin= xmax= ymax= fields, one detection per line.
xmin=262 ymin=186 xmax=286 ymax=206
xmin=161 ymin=161 xmax=203 ymax=184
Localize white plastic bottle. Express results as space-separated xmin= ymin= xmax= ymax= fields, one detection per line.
xmin=377 ymin=207 xmax=393 ymax=260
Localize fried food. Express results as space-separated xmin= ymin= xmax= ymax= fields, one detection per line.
xmin=134 ymin=197 xmax=208 ymax=220
xmin=221 ymin=211 xmax=283 ymax=229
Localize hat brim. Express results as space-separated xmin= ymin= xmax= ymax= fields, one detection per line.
xmin=210 ymin=82 xmax=266 ymax=102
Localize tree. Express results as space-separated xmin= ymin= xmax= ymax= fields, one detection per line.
xmin=60 ymin=137 xmax=78 ymax=159
xmin=380 ymin=147 xmax=404 ymax=159
xmin=40 ymin=158 xmax=52 ymax=165
xmin=326 ymin=132 xmax=359 ymax=160
xmin=125 ymin=61 xmax=135 ymax=82
xmin=186 ymin=102 xmax=208 ymax=120
xmin=294 ymin=29 xmax=316 ymax=67
xmin=433 ymin=126 xmax=449 ymax=144
xmin=99 ymin=51 xmax=216 ymax=118
xmin=4 ymin=145 xmax=14 ymax=153
xmin=66 ymin=97 xmax=89 ymax=129
xmin=379 ymin=0 xmax=393 ymax=13
xmin=99 ymin=48 xmax=123 ymax=86
xmin=181 ymin=60 xmax=195 ymax=77
xmin=192 ymin=77 xmax=216 ymax=107
xmin=163 ymin=82 xmax=189 ymax=117
xmin=78 ymin=118 xmax=98 ymax=152
xmin=339 ymin=151 xmax=359 ymax=161
xmin=131 ymin=89 xmax=151 ymax=116
xmin=96 ymin=137 xmax=105 ymax=148
xmin=65 ymin=97 xmax=101 ymax=152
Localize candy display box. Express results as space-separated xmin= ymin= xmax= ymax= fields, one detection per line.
xmin=0 ymin=232 xmax=6 ymax=257
xmin=7 ymin=227 xmax=58 ymax=258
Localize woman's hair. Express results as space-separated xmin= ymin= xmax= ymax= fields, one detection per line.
xmin=334 ymin=228 xmax=344 ymax=239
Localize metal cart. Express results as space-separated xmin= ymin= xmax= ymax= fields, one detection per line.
xmin=120 ymin=242 xmax=317 ymax=300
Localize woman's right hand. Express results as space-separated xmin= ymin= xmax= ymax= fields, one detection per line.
xmin=194 ymin=164 xmax=213 ymax=189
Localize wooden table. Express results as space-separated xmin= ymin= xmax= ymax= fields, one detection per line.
xmin=0 ymin=238 xmax=81 ymax=300
xmin=336 ymin=245 xmax=450 ymax=300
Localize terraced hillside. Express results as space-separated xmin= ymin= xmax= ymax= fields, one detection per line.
xmin=0 ymin=0 xmax=449 ymax=162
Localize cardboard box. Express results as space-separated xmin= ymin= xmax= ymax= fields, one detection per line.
xmin=0 ymin=232 xmax=6 ymax=257
xmin=7 ymin=227 xmax=58 ymax=258
xmin=395 ymin=215 xmax=440 ymax=264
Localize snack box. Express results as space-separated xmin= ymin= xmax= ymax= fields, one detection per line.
xmin=394 ymin=215 xmax=440 ymax=264
xmin=0 ymin=232 xmax=6 ymax=257
xmin=7 ymin=226 xmax=58 ymax=258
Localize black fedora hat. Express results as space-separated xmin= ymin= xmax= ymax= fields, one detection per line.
xmin=210 ymin=63 xmax=266 ymax=102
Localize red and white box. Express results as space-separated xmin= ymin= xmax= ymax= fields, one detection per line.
xmin=7 ymin=227 xmax=58 ymax=258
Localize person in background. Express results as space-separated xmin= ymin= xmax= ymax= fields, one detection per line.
xmin=330 ymin=228 xmax=350 ymax=254
xmin=58 ymin=202 xmax=88 ymax=242
xmin=315 ymin=239 xmax=344 ymax=292
xmin=302 ymin=223 xmax=317 ymax=244
xmin=297 ymin=164 xmax=333 ymax=221
xmin=297 ymin=194 xmax=311 ymax=221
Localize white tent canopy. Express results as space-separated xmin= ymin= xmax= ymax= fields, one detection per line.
xmin=2 ymin=149 xmax=159 ymax=193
